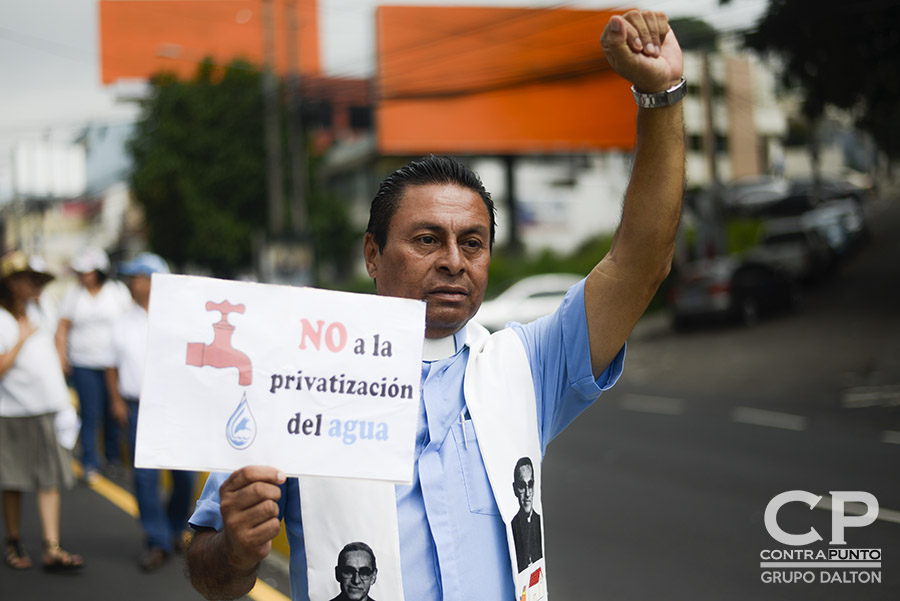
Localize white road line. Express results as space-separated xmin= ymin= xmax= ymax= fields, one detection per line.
xmin=842 ymin=385 xmax=900 ymax=408
xmin=882 ymin=430 xmax=900 ymax=445
xmin=816 ymin=495 xmax=900 ymax=526
xmin=730 ymin=407 xmax=808 ymax=431
xmin=619 ymin=394 xmax=685 ymax=415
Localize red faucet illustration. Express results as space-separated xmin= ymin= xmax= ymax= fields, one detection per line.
xmin=186 ymin=300 xmax=252 ymax=386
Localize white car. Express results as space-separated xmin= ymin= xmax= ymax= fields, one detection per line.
xmin=800 ymin=196 xmax=867 ymax=255
xmin=474 ymin=273 xmax=583 ymax=332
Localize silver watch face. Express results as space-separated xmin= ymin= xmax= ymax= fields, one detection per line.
xmin=632 ymin=78 xmax=686 ymax=108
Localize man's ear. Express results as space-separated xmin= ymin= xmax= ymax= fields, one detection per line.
xmin=334 ymin=566 xmax=341 ymax=582
xmin=371 ymin=568 xmax=377 ymax=585
xmin=363 ymin=232 xmax=379 ymax=280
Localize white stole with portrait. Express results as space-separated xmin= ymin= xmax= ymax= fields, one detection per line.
xmin=464 ymin=321 xmax=548 ymax=600
xmin=299 ymin=320 xmax=547 ymax=601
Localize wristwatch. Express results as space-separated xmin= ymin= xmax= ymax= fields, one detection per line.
xmin=631 ymin=77 xmax=687 ymax=108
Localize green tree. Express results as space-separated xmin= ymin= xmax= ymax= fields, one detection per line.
xmin=129 ymin=59 xmax=269 ymax=277
xmin=741 ymin=0 xmax=900 ymax=158
xmin=669 ymin=17 xmax=717 ymax=52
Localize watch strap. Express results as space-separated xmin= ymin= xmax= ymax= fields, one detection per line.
xmin=631 ymin=77 xmax=687 ymax=108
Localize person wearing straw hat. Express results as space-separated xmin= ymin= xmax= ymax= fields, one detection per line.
xmin=0 ymin=251 xmax=84 ymax=571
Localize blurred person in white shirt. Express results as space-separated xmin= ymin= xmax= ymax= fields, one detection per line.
xmin=107 ymin=252 xmax=195 ymax=572
xmin=55 ymin=247 xmax=131 ymax=482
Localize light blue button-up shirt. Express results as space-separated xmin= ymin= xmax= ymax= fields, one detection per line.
xmin=190 ymin=278 xmax=625 ymax=601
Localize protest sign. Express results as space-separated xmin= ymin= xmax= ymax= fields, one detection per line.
xmin=135 ymin=274 xmax=425 ymax=483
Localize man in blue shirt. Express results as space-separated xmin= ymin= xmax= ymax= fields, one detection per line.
xmin=187 ymin=9 xmax=684 ymax=601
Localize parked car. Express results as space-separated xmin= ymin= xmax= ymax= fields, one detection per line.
xmin=748 ymin=219 xmax=836 ymax=283
xmin=746 ymin=192 xmax=820 ymax=218
xmin=789 ymin=177 xmax=870 ymax=203
xmin=474 ymin=273 xmax=583 ymax=332
xmin=749 ymin=192 xmax=869 ymax=257
xmin=800 ymin=196 xmax=869 ymax=255
xmin=723 ymin=176 xmax=790 ymax=211
xmin=668 ymin=257 xmax=798 ymax=329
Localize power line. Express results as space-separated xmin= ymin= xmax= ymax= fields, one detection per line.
xmin=325 ymin=0 xmax=588 ymax=79
xmin=0 ymin=116 xmax=136 ymax=141
xmin=380 ymin=57 xmax=615 ymax=100
xmin=0 ymin=0 xmax=778 ymax=139
xmin=0 ymin=25 xmax=93 ymax=63
xmin=372 ymin=4 xmax=641 ymax=101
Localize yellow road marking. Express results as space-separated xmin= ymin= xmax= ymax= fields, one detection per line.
xmin=74 ymin=461 xmax=290 ymax=601
xmin=73 ymin=461 xmax=139 ymax=517
xmin=249 ymin=578 xmax=290 ymax=601
xmin=90 ymin=475 xmax=140 ymax=518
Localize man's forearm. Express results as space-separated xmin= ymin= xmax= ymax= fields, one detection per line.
xmin=187 ymin=529 xmax=259 ymax=600
xmin=584 ymin=100 xmax=684 ymax=374
xmin=612 ymin=102 xmax=685 ymax=280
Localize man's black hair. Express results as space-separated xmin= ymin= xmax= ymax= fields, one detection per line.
xmin=366 ymin=155 xmax=496 ymax=252
xmin=513 ymin=456 xmax=533 ymax=482
xmin=337 ymin=541 xmax=377 ymax=570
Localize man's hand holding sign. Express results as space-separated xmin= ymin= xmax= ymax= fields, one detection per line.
xmin=137 ymin=275 xmax=425 ymax=598
xmin=178 ymin=10 xmax=684 ymax=601
xmin=188 ymin=466 xmax=286 ymax=599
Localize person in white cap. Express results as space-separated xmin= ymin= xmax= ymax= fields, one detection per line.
xmin=55 ymin=247 xmax=131 ymax=483
xmin=107 ymin=252 xmax=195 ymax=571
xmin=0 ymin=251 xmax=84 ymax=572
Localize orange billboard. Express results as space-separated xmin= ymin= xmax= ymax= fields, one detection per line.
xmin=100 ymin=0 xmax=320 ymax=84
xmin=376 ymin=6 xmax=636 ymax=155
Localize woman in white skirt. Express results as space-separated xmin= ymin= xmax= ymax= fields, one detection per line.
xmin=0 ymin=251 xmax=83 ymax=571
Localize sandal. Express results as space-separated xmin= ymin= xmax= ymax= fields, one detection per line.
xmin=42 ymin=539 xmax=83 ymax=572
xmin=4 ymin=538 xmax=32 ymax=569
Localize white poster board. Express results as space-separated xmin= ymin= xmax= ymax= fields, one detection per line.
xmin=135 ymin=274 xmax=425 ymax=483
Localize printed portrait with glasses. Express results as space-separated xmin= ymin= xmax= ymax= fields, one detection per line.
xmin=331 ymin=541 xmax=378 ymax=601
xmin=510 ymin=456 xmax=543 ymax=572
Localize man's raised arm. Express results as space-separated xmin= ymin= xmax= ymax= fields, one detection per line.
xmin=187 ymin=466 xmax=285 ymax=600
xmin=585 ymin=10 xmax=685 ymax=376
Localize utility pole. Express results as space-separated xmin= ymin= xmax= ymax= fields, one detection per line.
xmin=258 ymin=0 xmax=315 ymax=285
xmin=502 ymin=155 xmax=523 ymax=255
xmin=9 ymin=147 xmax=22 ymax=252
xmin=273 ymin=0 xmax=314 ymax=286
xmin=261 ymin=0 xmax=285 ymax=236
xmin=701 ymin=52 xmax=719 ymax=192
xmin=284 ymin=0 xmax=309 ymax=238
xmin=701 ymin=51 xmax=724 ymax=257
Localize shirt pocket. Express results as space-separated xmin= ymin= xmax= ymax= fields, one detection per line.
xmin=452 ymin=418 xmax=500 ymax=516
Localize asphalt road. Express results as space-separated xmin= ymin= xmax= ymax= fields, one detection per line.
xmin=543 ymin=194 xmax=900 ymax=600
xmin=1 ymin=462 xmax=290 ymax=601
xmin=3 ymin=196 xmax=899 ymax=601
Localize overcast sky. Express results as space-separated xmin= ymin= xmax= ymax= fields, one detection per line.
xmin=0 ymin=0 xmax=768 ymax=195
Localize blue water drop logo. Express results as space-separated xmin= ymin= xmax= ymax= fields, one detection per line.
xmin=226 ymin=393 xmax=257 ymax=450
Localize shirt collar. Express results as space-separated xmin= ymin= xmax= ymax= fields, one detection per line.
xmin=422 ymin=323 xmax=469 ymax=362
